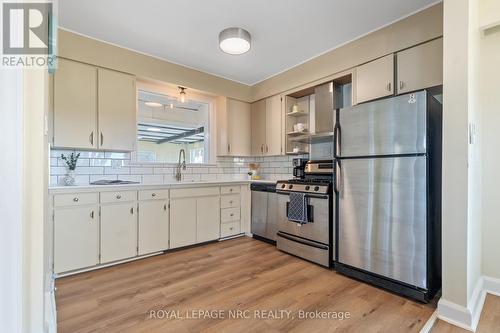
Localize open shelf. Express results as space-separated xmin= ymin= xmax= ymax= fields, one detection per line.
xmin=286 ymin=130 xmax=309 ymax=136
xmin=286 ymin=111 xmax=309 ymax=117
xmin=288 ymin=132 xmax=334 ymax=144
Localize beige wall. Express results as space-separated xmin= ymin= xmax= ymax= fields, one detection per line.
xmin=480 ymin=26 xmax=500 ymax=279
xmin=58 ymin=29 xmax=253 ymax=102
xmin=251 ymin=3 xmax=443 ymax=100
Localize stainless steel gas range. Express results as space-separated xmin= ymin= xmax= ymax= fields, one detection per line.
xmin=275 ymin=160 xmax=334 ymax=267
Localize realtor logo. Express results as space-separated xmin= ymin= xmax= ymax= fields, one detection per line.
xmin=2 ymin=2 xmax=55 ymax=69
xmin=3 ymin=2 xmax=52 ymax=54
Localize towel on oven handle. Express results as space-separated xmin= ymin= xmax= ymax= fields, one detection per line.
xmin=287 ymin=192 xmax=309 ymax=224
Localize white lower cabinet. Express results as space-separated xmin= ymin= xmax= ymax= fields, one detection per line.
xmin=100 ymin=202 xmax=138 ymax=263
xmin=170 ymin=197 xmax=197 ymax=248
xmin=196 ymin=196 xmax=221 ymax=243
xmin=138 ymin=200 xmax=169 ymax=255
xmin=54 ymin=205 xmax=99 ymax=273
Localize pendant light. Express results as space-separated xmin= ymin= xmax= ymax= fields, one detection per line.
xmin=178 ymin=86 xmax=187 ymax=103
xmin=219 ymin=27 xmax=251 ymax=55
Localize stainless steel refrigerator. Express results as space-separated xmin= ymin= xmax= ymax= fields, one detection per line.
xmin=333 ymin=89 xmax=442 ymax=302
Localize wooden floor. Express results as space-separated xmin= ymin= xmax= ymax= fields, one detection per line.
xmin=431 ymin=294 xmax=500 ymax=333
xmin=56 ymin=237 xmax=435 ymax=333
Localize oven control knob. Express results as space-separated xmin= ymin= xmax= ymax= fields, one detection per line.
xmin=288 ymin=184 xmax=293 ymax=189
xmin=314 ymin=186 xmax=320 ymax=192
xmin=281 ymin=184 xmax=286 ymax=189
xmin=305 ymin=185 xmax=310 ymax=191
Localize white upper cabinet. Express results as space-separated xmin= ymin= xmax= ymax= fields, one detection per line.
xmin=217 ymin=97 xmax=251 ymax=156
xmin=355 ymin=54 xmax=394 ymax=104
xmin=251 ymin=99 xmax=266 ymax=156
xmin=396 ymin=38 xmax=443 ymax=94
xmin=53 ymin=58 xmax=97 ymax=149
xmin=52 ymin=58 xmax=137 ymax=151
xmin=251 ymin=95 xmax=283 ymax=156
xmin=98 ymin=68 xmax=137 ymax=151
xmin=265 ymin=95 xmax=283 ymax=156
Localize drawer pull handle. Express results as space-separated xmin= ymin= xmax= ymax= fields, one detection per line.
xmin=73 ymin=197 xmax=79 ymax=202
xmin=116 ymin=195 xmax=122 ymax=199
xmin=152 ymin=193 xmax=156 ymax=197
xmin=130 ymin=207 xmax=134 ymax=214
xmin=164 ymin=204 xmax=167 ymax=211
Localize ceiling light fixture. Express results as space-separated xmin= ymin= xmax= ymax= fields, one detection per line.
xmin=144 ymin=101 xmax=163 ymax=108
xmin=178 ymin=86 xmax=187 ymax=103
xmin=219 ymin=27 xmax=251 ymax=55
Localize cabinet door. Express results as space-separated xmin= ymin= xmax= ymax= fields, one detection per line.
xmin=216 ymin=96 xmax=229 ymax=155
xmin=98 ymin=68 xmax=137 ymax=151
xmin=265 ymin=95 xmax=282 ymax=155
xmin=196 ymin=196 xmax=221 ymax=242
xmin=138 ymin=200 xmax=169 ymax=255
xmin=100 ymin=203 xmax=137 ymax=263
xmin=227 ymin=98 xmax=251 ymax=156
xmin=355 ymin=54 xmax=394 ymax=104
xmin=397 ymin=38 xmax=443 ymax=94
xmin=54 ymin=206 xmax=99 ymax=273
xmin=170 ymin=197 xmax=197 ymax=248
xmin=251 ymin=99 xmax=266 ymax=155
xmin=53 ymin=58 xmax=97 ymax=149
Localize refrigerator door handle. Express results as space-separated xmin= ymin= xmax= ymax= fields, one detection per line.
xmin=335 ymin=159 xmax=342 ymax=196
xmin=333 ymin=122 xmax=341 ymax=159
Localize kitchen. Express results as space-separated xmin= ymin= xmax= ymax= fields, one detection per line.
xmin=2 ymin=1 xmax=500 ymax=333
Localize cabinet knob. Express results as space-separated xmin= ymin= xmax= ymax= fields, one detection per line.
xmin=229 ymin=188 xmax=233 ymax=192
xmin=229 ymin=200 xmax=233 ymax=204
xmin=73 ymin=197 xmax=79 ymax=202
xmin=230 ymin=213 xmax=234 ymax=217
xmin=399 ymin=81 xmax=404 ymax=90
xmin=151 ymin=193 xmax=156 ymax=197
xmin=116 ymin=194 xmax=122 ymax=199
xmin=230 ymin=227 xmax=234 ymax=230
xmin=130 ymin=207 xmax=134 ymax=214
xmin=164 ymin=204 xmax=167 ymax=211
xmin=90 ymin=211 xmax=94 ymax=219
xmin=387 ymin=82 xmax=392 ymax=92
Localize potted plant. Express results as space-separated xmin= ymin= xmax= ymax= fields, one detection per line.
xmin=60 ymin=152 xmax=80 ymax=186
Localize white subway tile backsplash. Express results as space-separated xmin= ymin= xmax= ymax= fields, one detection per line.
xmin=50 ymin=149 xmax=298 ymax=186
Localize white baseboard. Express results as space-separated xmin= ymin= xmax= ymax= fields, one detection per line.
xmin=483 ymin=276 xmax=500 ymax=297
xmin=437 ymin=275 xmax=500 ymax=332
xmin=419 ymin=310 xmax=438 ymax=333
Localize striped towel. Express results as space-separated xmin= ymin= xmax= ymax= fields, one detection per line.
xmin=287 ymin=192 xmax=309 ymax=224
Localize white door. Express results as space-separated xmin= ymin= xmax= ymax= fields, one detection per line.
xmin=355 ymin=54 xmax=394 ymax=104
xmin=54 ymin=206 xmax=99 ymax=273
xmin=97 ymin=68 xmax=137 ymax=151
xmin=100 ymin=203 xmax=138 ymax=263
xmin=265 ymin=95 xmax=282 ymax=155
xmin=397 ymin=38 xmax=443 ymax=94
xmin=170 ymin=197 xmax=197 ymax=248
xmin=53 ymin=58 xmax=97 ymax=149
xmin=196 ymin=196 xmax=220 ymax=242
xmin=227 ymin=98 xmax=252 ymax=156
xmin=251 ymin=99 xmax=266 ymax=155
xmin=138 ymin=200 xmax=169 ymax=255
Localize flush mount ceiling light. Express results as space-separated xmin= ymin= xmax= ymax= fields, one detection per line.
xmin=219 ymin=27 xmax=251 ymax=55
xmin=144 ymin=101 xmax=163 ymax=108
xmin=178 ymin=86 xmax=187 ymax=103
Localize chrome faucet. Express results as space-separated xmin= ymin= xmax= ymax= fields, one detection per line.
xmin=175 ymin=149 xmax=186 ymax=181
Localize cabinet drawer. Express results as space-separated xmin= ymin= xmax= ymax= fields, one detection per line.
xmin=170 ymin=186 xmax=219 ymax=198
xmin=138 ymin=189 xmax=169 ymax=201
xmin=221 ymin=186 xmax=240 ymax=195
xmin=221 ymin=207 xmax=240 ymax=223
xmin=221 ymin=194 xmax=240 ymax=208
xmin=54 ymin=192 xmax=98 ymax=207
xmin=221 ymin=221 xmax=240 ymax=238
xmin=100 ymin=191 xmax=137 ymax=203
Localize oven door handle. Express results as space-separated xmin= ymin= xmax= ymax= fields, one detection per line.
xmin=276 ymin=191 xmax=328 ymax=199
xmin=277 ymin=232 xmax=329 ymax=250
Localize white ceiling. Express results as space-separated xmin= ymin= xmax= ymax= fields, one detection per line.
xmin=59 ymin=0 xmax=439 ymax=85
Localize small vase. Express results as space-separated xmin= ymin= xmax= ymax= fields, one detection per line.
xmin=63 ymin=170 xmax=76 ymax=186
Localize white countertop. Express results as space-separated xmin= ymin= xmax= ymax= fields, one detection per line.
xmin=49 ymin=179 xmax=277 ymax=194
